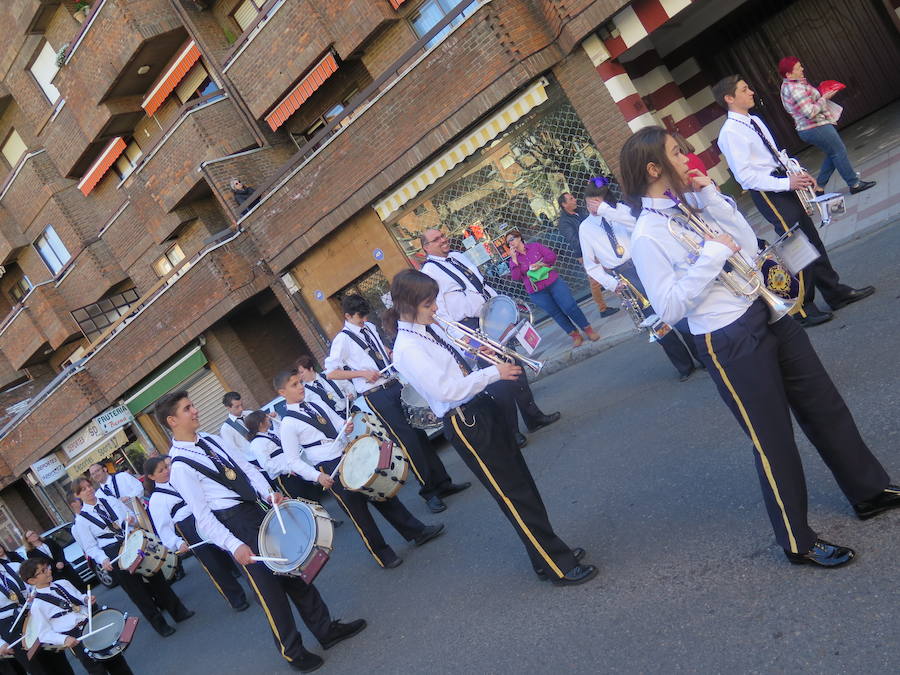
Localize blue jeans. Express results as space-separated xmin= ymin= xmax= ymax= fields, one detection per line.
xmin=797 ymin=124 xmax=858 ymax=188
xmin=529 ymin=277 xmax=589 ymax=334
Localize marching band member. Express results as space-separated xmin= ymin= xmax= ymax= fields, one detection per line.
xmin=145 ymin=457 xmax=249 ymax=612
xmin=419 ymin=230 xmax=560 ymax=447
xmin=159 ymin=391 xmax=365 ymax=672
xmin=713 ymin=75 xmax=874 ymax=327
xmin=325 ymin=294 xmax=470 ymax=514
xmin=88 ymin=464 xmax=143 ymax=504
xmin=275 ymin=370 xmax=444 ymax=569
xmin=621 ymin=125 xmax=899 ymax=567
xmin=0 ymin=548 xmax=55 ymax=675
xmin=295 ymin=355 xmax=358 ymax=416
xmin=388 ymin=269 xmax=597 ymax=586
xmin=244 ymin=411 xmax=322 ymax=502
xmin=580 ymin=178 xmax=701 ymax=381
xmin=70 ymin=478 xmax=192 ymax=635
xmin=20 ymin=558 xmax=132 ymax=675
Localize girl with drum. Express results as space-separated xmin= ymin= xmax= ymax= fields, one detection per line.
xmin=387 ymin=269 xmax=597 ymax=586
xmin=20 ymin=558 xmax=133 ymax=674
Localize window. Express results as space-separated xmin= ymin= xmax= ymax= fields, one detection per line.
xmin=290 ymin=89 xmax=358 ymax=151
xmin=232 ymin=0 xmax=264 ymax=32
xmin=113 ymin=139 xmax=143 ymax=181
xmin=152 ymin=243 xmax=186 ymax=278
xmin=34 ymin=225 xmax=71 ymax=276
xmin=410 ymin=0 xmax=477 ymax=48
xmin=71 ymin=287 xmax=140 ymax=341
xmin=174 ymin=62 xmax=221 ymax=104
xmin=8 ymin=277 xmax=32 ymax=304
xmin=30 ymin=41 xmax=60 ymax=103
xmin=1 ymin=129 xmax=27 ymax=168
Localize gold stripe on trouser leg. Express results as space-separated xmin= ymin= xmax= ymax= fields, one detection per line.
xmin=276 ymin=477 xmax=291 ymax=498
xmin=175 ymin=523 xmax=228 ymax=604
xmin=759 ymin=191 xmax=806 ymax=317
xmin=450 ymin=415 xmax=565 ymax=578
xmin=704 ymin=333 xmax=799 ymax=553
xmin=318 ymin=464 xmax=385 ymax=567
xmin=240 ymin=564 xmax=292 ymax=662
xmin=363 ymin=394 xmax=425 ymax=485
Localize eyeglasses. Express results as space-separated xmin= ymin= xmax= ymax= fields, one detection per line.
xmin=424 ymin=234 xmax=447 ymax=245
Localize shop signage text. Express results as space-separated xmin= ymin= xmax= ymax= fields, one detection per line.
xmin=30 ymin=454 xmax=67 ymax=486
xmin=96 ymin=405 xmax=133 ymax=434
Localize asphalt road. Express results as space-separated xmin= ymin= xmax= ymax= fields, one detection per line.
xmin=85 ymin=221 xmax=899 ymax=674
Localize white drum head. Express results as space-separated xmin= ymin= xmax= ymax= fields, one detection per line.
xmin=341 ymin=436 xmax=382 ymax=490
xmin=82 ymin=609 xmax=125 ymax=651
xmin=23 ymin=614 xmax=40 ymax=649
xmin=350 ymin=411 xmax=369 ymax=440
xmin=479 ymin=295 xmax=520 ymax=344
xmin=400 ymin=384 xmax=427 ymax=409
xmin=259 ymin=501 xmax=318 ymax=574
xmin=118 ymin=532 xmax=143 ymax=568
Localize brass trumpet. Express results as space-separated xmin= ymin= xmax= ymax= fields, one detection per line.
xmin=664 ymin=190 xmax=798 ymax=323
xmin=432 ymin=315 xmax=543 ymax=374
xmin=615 ymin=274 xmax=671 ymax=342
xmin=785 ymin=157 xmax=832 ymax=225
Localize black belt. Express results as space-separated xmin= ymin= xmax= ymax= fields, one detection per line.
xmin=770 ymin=168 xmax=788 ymax=178
xmin=442 ymin=392 xmax=489 ymax=423
xmin=363 ymin=379 xmax=399 ymax=395
xmin=212 ymin=500 xmax=261 ymax=523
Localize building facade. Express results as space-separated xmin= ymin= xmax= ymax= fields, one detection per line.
xmin=0 ymin=0 xmax=897 ymax=543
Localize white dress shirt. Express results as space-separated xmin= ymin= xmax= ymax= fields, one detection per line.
xmin=0 ymin=560 xmax=26 ymax=621
xmin=717 ymin=111 xmax=791 ymax=193
xmin=249 ymin=432 xmax=292 ymax=480
xmin=28 ymin=580 xmax=90 ymax=647
xmin=324 ymin=321 xmax=393 ymax=395
xmin=279 ymin=392 xmax=345 ymax=483
xmin=630 ymin=185 xmax=757 ymax=334
xmin=392 ymin=321 xmax=500 ymax=418
xmin=98 ymin=471 xmax=144 ymax=500
xmin=73 ymin=497 xmax=132 ymax=565
xmin=305 ymin=373 xmax=355 ymax=412
xmin=579 ymin=201 xmax=638 ymax=291
xmin=148 ymin=482 xmax=191 ymax=551
xmin=168 ymin=433 xmax=272 ymax=555
xmin=420 ymin=252 xmax=497 ymax=323
xmin=219 ymin=414 xmax=253 ymax=461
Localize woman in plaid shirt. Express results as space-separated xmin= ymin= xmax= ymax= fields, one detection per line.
xmin=778 ymin=56 xmax=875 ymax=195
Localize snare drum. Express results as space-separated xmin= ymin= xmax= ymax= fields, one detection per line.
xmin=81 ymin=608 xmax=138 ymax=660
xmin=118 ymin=530 xmax=171 ymax=577
xmin=339 ymin=435 xmax=409 ymax=501
xmin=23 ymin=614 xmax=66 ymax=658
xmin=400 ymin=384 xmax=440 ymax=431
xmin=257 ymin=500 xmax=333 ymax=583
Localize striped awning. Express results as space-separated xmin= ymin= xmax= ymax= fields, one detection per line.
xmin=77 ymin=137 xmax=126 ymax=196
xmin=374 ymin=77 xmax=549 ymax=221
xmin=389 ymin=0 xmax=408 ymax=8
xmin=265 ymin=52 xmax=338 ymax=132
xmin=142 ymin=40 xmax=202 ymax=116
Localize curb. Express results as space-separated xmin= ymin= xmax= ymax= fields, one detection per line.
xmin=530 ymin=329 xmax=637 ymax=382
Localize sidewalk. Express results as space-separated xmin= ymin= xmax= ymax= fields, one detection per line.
xmin=529 ymin=100 xmax=900 ymax=379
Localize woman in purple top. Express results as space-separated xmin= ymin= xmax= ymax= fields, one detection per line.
xmin=506 ymin=229 xmax=599 ymax=347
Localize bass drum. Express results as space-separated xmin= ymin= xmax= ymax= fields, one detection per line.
xmin=479 ymin=295 xmax=532 ymax=345
xmin=400 ymin=384 xmax=440 ymax=432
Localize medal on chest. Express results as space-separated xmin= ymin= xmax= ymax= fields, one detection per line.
xmin=615 ymin=244 xmax=625 ymax=256
xmin=224 ymin=466 xmax=237 ymax=481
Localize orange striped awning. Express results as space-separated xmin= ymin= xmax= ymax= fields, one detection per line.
xmin=142 ymin=40 xmax=202 ymax=116
xmin=77 ymin=137 xmax=127 ymax=196
xmin=389 ymin=0 xmax=408 ymax=8
xmin=265 ymin=53 xmax=338 ymax=132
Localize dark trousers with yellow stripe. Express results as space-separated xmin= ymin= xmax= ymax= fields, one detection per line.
xmin=695 ymin=299 xmax=890 ymax=553
xmin=318 ymin=457 xmax=426 ymax=567
xmin=214 ymin=502 xmax=332 ymax=662
xmin=364 ymin=381 xmax=452 ymax=500
xmin=442 ymin=394 xmax=579 ymax=578
xmin=276 ymin=473 xmax=322 ymax=503
xmin=175 ymin=515 xmax=247 ymax=609
xmin=750 ymin=189 xmax=852 ymax=315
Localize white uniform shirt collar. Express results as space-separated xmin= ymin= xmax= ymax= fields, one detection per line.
xmin=727 ymin=110 xmax=753 ymax=123
xmin=641 ymin=195 xmax=678 ymax=211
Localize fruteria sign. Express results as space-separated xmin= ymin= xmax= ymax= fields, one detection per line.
xmin=96 ymin=405 xmax=133 ymax=434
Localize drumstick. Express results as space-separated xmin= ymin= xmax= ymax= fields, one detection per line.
xmin=249 ymin=555 xmax=289 ymax=563
xmin=6 ymin=636 xmax=23 ymax=648
xmin=377 ymin=363 xmax=394 ymax=375
xmin=186 ymin=540 xmax=212 ymax=551
xmin=269 ymin=494 xmax=286 ymax=535
xmin=77 ymin=623 xmax=116 ymax=642
xmin=86 ymin=585 xmax=92 ymax=633
xmin=9 ymin=597 xmax=31 ymax=631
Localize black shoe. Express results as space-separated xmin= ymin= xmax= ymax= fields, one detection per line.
xmin=785 ymin=538 xmax=855 ymax=568
xmin=678 ymin=368 xmax=694 ymax=382
xmin=853 ymin=485 xmax=900 ymax=520
xmin=536 ymin=548 xmax=586 ymax=580
xmin=438 ymin=482 xmax=471 ymax=498
xmin=599 ymin=307 xmax=620 ymax=318
xmin=414 ymin=523 xmax=445 ymax=547
xmin=551 ymin=564 xmax=598 ymax=586
xmin=289 ymin=651 xmax=324 ymax=672
xmin=232 ymin=600 xmax=250 ymax=612
xmin=515 ymin=432 xmax=528 ymax=448
xmin=425 ymin=495 xmax=446 ymax=513
xmin=526 ymin=412 xmax=561 ymax=432
xmin=849 ymin=180 xmax=876 ymax=194
xmin=150 ymin=615 xmax=176 ymax=637
xmin=319 ymin=619 xmax=367 ymax=651
xmin=795 ymin=311 xmax=833 ymax=328
xmin=828 ymin=286 xmax=875 ymax=311
xmin=172 ymin=609 xmax=194 ymax=623
xmin=383 ymin=557 xmax=403 ymax=569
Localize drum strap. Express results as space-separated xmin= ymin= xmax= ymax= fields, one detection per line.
xmin=77 ymin=511 xmax=121 ymax=541
xmin=152 ymin=487 xmax=187 ymax=520
xmin=101 ymin=475 xmax=121 ymax=499
xmin=36 ymin=587 xmax=83 ymax=618
xmin=282 ymin=409 xmax=337 ymax=439
xmin=170 ymin=456 xmax=258 ymax=503
xmin=341 ymin=329 xmax=387 ymax=371
xmin=251 ymin=434 xmax=285 ymax=458
xmin=423 ymin=258 xmax=491 ymax=301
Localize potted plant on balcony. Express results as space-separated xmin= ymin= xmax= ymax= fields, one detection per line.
xmin=73 ymin=1 xmax=92 ymax=24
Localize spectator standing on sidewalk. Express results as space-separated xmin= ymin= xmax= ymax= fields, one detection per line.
xmin=556 ymin=192 xmax=619 ymax=319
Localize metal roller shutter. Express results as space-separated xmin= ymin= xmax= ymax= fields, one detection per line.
xmin=183 ymin=368 xmax=230 ymax=436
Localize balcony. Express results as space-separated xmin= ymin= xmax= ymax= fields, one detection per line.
xmin=0 ymin=211 xmax=26 ymax=265
xmin=0 ymin=305 xmax=49 ymax=371
xmin=13 ymin=0 xmax=61 ymax=35
xmin=54 ymin=238 xmax=128 ymax=308
xmin=133 ymin=94 xmax=257 ymax=216
xmin=27 ymin=283 xmax=79 ymax=351
xmin=0 ymin=150 xmax=69 ymax=231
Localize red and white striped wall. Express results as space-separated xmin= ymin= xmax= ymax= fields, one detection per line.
xmin=582 ymin=35 xmax=658 ymax=132
xmin=601 ymin=0 xmax=698 ymax=60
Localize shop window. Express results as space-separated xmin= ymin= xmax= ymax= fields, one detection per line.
xmin=30 ymin=41 xmax=60 ymax=104
xmin=232 ymin=0 xmax=265 ymax=32
xmin=71 ymin=287 xmax=140 ymax=341
xmin=34 ymin=225 xmax=71 ymax=276
xmin=113 ymin=139 xmax=143 ymax=181
xmin=410 ymin=0 xmax=477 ymax=48
xmin=0 ymin=502 xmax=22 ymax=552
xmin=175 ymin=62 xmax=222 ymax=104
xmin=152 ymin=243 xmax=186 ymax=278
xmin=8 ymin=276 xmax=32 ymax=304
xmin=1 ymin=129 xmax=28 ymax=169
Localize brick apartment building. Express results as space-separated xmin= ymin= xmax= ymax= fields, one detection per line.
xmin=0 ymin=0 xmax=896 ymax=542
